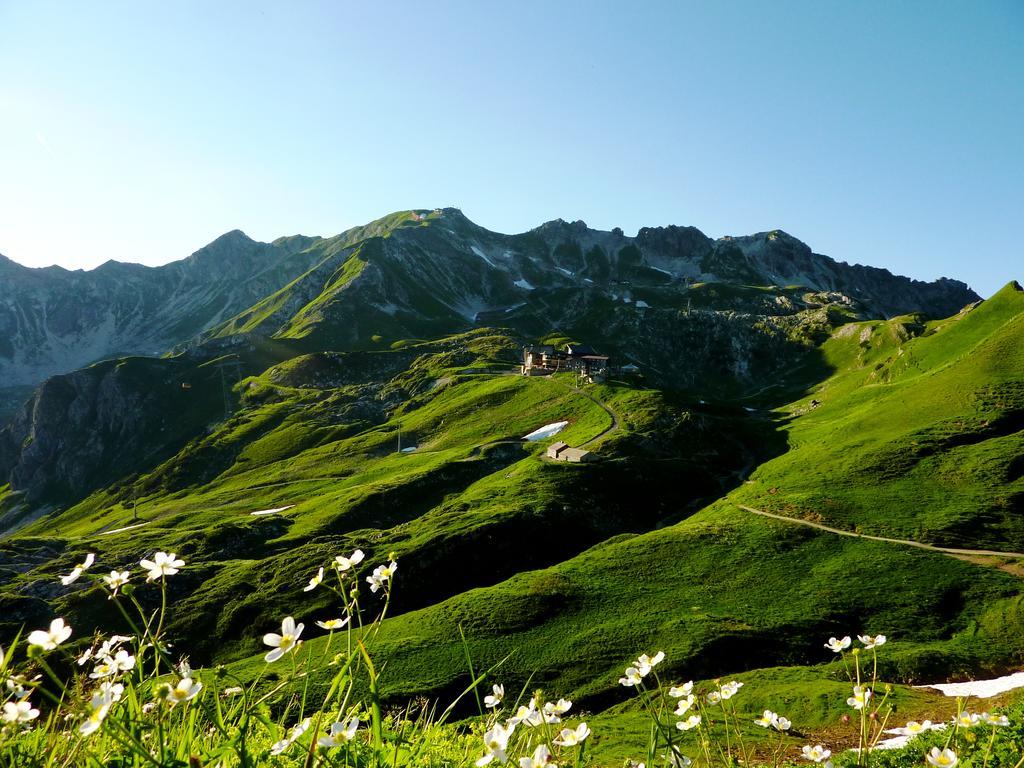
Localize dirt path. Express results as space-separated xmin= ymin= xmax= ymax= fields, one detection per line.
xmin=545 ymin=379 xmax=621 ymax=448
xmin=739 ymin=505 xmax=1024 ymax=559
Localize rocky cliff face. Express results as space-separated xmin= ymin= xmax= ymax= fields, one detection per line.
xmin=0 ymin=231 xmax=322 ymax=389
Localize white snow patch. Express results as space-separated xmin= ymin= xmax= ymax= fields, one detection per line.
xmin=871 ymin=724 xmax=946 ymax=751
xmin=400 ymin=446 xmax=418 ymax=453
xmin=505 ymin=303 xmax=527 ymax=313
xmin=623 ymin=297 xmax=632 ymax=304
xmin=583 ymin=278 xmax=594 ymax=284
xmin=522 ymin=421 xmax=569 ymax=441
xmin=556 ymin=267 xmax=574 ymax=277
xmin=650 ymin=265 xmax=675 ymax=276
xmin=250 ymin=505 xmax=295 ymax=517
xmin=635 ymin=300 xmax=649 ymax=308
xmin=100 ymin=521 xmax=152 ymax=536
xmin=919 ymin=672 xmax=1024 ymax=698
xmin=471 ymin=245 xmax=497 ymax=268
xmin=743 ymin=406 xmax=756 ymax=412
xmin=514 ymin=278 xmax=535 ymax=290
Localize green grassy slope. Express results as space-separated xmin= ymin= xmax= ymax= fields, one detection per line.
xmin=226 ymin=501 xmax=1024 ymax=711
xmin=731 ymin=281 xmax=1024 ymax=550
xmin=1 ymin=330 xmax=766 ymax=666
xmin=208 ymin=285 xmax=1024 ymax=724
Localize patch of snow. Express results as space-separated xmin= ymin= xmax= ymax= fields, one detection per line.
xmin=556 ymin=267 xmax=574 ymax=277
xmin=502 ymin=250 xmax=516 ymax=259
xmin=505 ymin=303 xmax=527 ymax=313
xmin=919 ymin=672 xmax=1024 ymax=698
xmin=250 ymin=505 xmax=295 ymax=517
xmin=522 ymin=421 xmax=569 ymax=441
xmin=400 ymin=446 xmax=417 ymax=453
xmin=471 ymin=245 xmax=497 ymax=268
xmin=100 ymin=521 xmax=152 ymax=536
xmin=635 ymin=300 xmax=649 ymax=308
xmin=583 ymin=278 xmax=594 ymax=284
xmin=514 ymin=278 xmax=535 ymax=290
xmin=623 ymin=297 xmax=632 ymax=304
xmin=743 ymin=406 xmax=756 ymax=412
xmin=649 ymin=265 xmax=675 ymax=276
xmin=872 ymin=724 xmax=946 ymax=751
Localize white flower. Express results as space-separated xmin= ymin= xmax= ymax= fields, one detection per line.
xmin=333 ymin=549 xmax=365 ymax=571
xmin=673 ymin=695 xmax=695 ymax=716
xmin=271 ymin=717 xmax=311 ymax=755
xmin=754 ymin=710 xmax=779 ymax=728
xmin=222 ymin=686 xmax=243 ymax=696
xmin=2 ymin=700 xmax=39 ymax=724
xmin=163 ymin=677 xmax=202 ymax=705
xmin=926 ymin=747 xmax=958 ymax=767
xmin=774 ymin=716 xmax=791 ymax=731
xmin=140 ymin=552 xmax=184 ymax=581
xmin=544 ymin=698 xmax=572 ymax=716
xmin=669 ymin=681 xmax=693 ymax=698
xmin=519 ymin=744 xmax=554 ymax=768
xmin=60 ymin=553 xmax=95 ymax=585
xmin=676 ymin=714 xmax=701 ymax=731
xmin=263 ymin=616 xmax=304 ymax=662
xmin=303 ymin=567 xmax=324 ymax=592
xmin=619 ymin=666 xmax=643 ymax=687
xmin=553 ymin=722 xmax=590 ymax=746
xmin=484 ymin=684 xmax=504 ymax=708
xmin=102 ymin=570 xmax=130 ymax=596
xmin=954 ymin=712 xmax=980 ymax=728
xmin=27 ymin=618 xmax=72 ymax=650
xmin=366 ymin=561 xmax=398 ymax=593
xmin=981 ymin=712 xmax=1010 ymax=727
xmin=476 ymin=722 xmax=513 ymax=766
xmin=79 ymin=692 xmax=111 ymax=736
xmin=316 ymin=617 xmax=349 ymax=630
xmin=6 ymin=676 xmax=30 ymax=700
xmin=801 ymin=744 xmax=832 ymax=763
xmin=706 ymin=691 xmax=721 ymax=705
xmin=899 ymin=720 xmax=932 ymax=737
xmin=858 ymin=634 xmax=886 ymax=649
xmin=662 ymin=750 xmax=691 ymax=768
xmin=318 ymin=716 xmax=359 ymax=747
xmin=509 ymin=699 xmax=543 ymax=727
xmin=825 ymin=636 xmax=851 ymax=653
xmin=89 ymin=649 xmax=136 ymax=678
xmin=636 ymin=651 xmax=665 ymax=676
xmin=97 ymin=681 xmax=124 ymax=703
xmin=720 ymin=680 xmax=743 ymax=699
xmin=847 ymin=685 xmax=872 ymax=710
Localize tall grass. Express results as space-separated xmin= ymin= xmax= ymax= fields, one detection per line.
xmin=1 ymin=550 xmax=1020 ymax=767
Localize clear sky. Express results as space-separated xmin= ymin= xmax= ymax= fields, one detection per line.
xmin=1 ymin=1 xmax=1021 ymax=297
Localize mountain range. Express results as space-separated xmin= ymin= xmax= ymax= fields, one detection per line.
xmin=1 ymin=208 xmax=1019 ymax=758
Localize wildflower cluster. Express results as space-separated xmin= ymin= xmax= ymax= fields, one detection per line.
xmin=473 ymin=691 xmax=590 ymax=767
xmin=2 ymin=544 xmax=1020 ymax=768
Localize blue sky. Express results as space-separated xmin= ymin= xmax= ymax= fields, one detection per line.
xmin=1 ymin=1 xmax=1020 ymax=297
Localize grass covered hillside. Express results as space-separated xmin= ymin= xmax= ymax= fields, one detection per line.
xmin=0 ymin=329 xmax=772 ymax=667
xmin=733 ymin=280 xmax=1024 ymax=552
xmin=0 ymin=269 xmax=1020 ymax=765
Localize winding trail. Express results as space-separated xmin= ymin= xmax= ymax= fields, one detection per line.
xmin=739 ymin=505 xmax=1024 ymax=559
xmin=545 ymin=378 xmax=622 ymax=448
